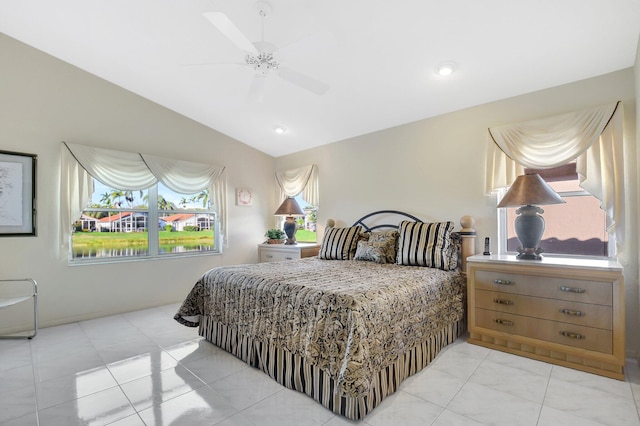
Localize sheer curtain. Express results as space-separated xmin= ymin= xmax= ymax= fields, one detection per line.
xmin=60 ymin=142 xmax=227 ymax=252
xmin=60 ymin=145 xmax=94 ymax=253
xmin=275 ymin=164 xmax=319 ymax=206
xmin=485 ymin=102 xmax=626 ymax=260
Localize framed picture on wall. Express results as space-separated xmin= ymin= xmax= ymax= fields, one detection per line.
xmin=236 ymin=188 xmax=253 ymax=206
xmin=0 ymin=150 xmax=37 ymax=236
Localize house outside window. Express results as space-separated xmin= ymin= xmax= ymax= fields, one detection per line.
xmin=71 ymin=180 xmax=219 ymax=261
xmin=499 ymin=163 xmax=612 ymax=258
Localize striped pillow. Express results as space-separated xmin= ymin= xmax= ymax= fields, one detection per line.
xmin=396 ymin=221 xmax=456 ymax=270
xmin=319 ymin=226 xmax=362 ymax=260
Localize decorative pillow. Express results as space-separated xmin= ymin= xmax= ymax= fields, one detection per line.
xmin=354 ymin=240 xmax=387 ymax=263
xmin=367 ymin=230 xmax=399 ymax=264
xmin=319 ymin=225 xmax=362 ymax=260
xmin=447 ymin=232 xmax=461 ymax=271
xmin=396 ymin=221 xmax=456 ymax=270
xmin=358 ymin=232 xmax=371 ymax=242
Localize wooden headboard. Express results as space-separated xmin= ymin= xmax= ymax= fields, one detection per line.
xmin=326 ymin=210 xmax=476 ymax=272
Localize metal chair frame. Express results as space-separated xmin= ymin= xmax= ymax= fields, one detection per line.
xmin=0 ymin=278 xmax=38 ymax=339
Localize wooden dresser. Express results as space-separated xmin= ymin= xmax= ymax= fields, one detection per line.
xmin=467 ymin=254 xmax=625 ymax=379
xmin=258 ymin=243 xmax=320 ymax=263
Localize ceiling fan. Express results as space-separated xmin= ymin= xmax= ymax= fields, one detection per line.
xmin=202 ymin=1 xmax=329 ymax=101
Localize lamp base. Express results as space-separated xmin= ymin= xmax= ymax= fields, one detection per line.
xmin=516 ymin=246 xmax=544 ymax=260
xmin=514 ymin=205 xmax=546 ymax=261
xmin=283 ymin=217 xmax=298 ymax=245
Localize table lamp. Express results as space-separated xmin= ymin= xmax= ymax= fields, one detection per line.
xmin=497 ymin=174 xmax=565 ymax=260
xmin=274 ymin=197 xmax=305 ymax=245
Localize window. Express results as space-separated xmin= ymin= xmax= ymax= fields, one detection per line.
xmin=292 ymin=194 xmax=317 ymax=243
xmin=71 ymin=182 xmax=219 ymax=261
xmin=499 ymin=163 xmax=611 ymax=258
xmin=62 ymin=143 xmax=226 ymax=263
xmin=274 ymin=165 xmax=319 ymax=243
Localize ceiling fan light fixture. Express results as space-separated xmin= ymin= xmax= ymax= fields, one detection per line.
xmin=246 ymin=51 xmax=279 ymax=75
xmin=436 ymin=62 xmax=456 ymax=76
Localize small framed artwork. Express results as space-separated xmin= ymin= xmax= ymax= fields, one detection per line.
xmin=0 ymin=150 xmax=37 ymax=236
xmin=236 ymin=188 xmax=253 ymax=206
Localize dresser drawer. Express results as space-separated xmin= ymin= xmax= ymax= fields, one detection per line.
xmin=474 ymin=270 xmax=612 ymax=306
xmin=475 ymin=289 xmax=613 ymax=329
xmin=475 ymin=308 xmax=613 ymax=353
xmin=259 ymin=249 xmax=300 ymax=263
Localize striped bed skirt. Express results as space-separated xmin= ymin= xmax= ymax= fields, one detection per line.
xmin=199 ymin=317 xmax=465 ymax=420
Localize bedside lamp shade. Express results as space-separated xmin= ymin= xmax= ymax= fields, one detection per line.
xmin=274 ymin=197 xmax=305 ymax=216
xmin=497 ymin=174 xmax=565 ymax=260
xmin=274 ymin=197 xmax=305 ymax=245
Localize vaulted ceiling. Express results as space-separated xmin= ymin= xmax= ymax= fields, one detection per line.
xmin=1 ymin=1 xmax=639 ymax=157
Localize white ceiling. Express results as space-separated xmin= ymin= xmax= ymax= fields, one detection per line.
xmin=1 ymin=1 xmax=639 ymax=157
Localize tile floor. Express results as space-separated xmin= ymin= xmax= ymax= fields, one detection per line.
xmin=1 ymin=303 xmax=640 ymax=426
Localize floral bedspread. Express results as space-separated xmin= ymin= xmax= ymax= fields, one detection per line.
xmin=174 ymin=257 xmax=465 ymax=398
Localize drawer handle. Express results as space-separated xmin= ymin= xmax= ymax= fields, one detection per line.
xmin=560 ymin=286 xmax=585 ymax=294
xmin=560 ymin=331 xmax=585 ymax=339
xmin=494 ymin=279 xmax=513 ymax=285
xmin=494 ymin=319 xmax=514 ymax=326
xmin=265 ymin=254 xmax=273 ymax=258
xmin=285 ymin=257 xmax=293 ymax=260
xmin=560 ymin=308 xmax=584 ymax=316
xmin=493 ymin=298 xmax=513 ymax=305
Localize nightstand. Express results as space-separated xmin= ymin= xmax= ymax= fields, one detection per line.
xmin=467 ymin=254 xmax=625 ymax=379
xmin=258 ymin=243 xmax=320 ymax=263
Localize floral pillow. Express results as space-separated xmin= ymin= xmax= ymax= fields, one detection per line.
xmin=354 ymin=240 xmax=387 ymax=263
xmin=367 ymin=230 xmax=399 ymax=264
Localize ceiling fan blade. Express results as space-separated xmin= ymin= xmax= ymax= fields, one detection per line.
xmin=183 ymin=61 xmax=244 ymax=67
xmin=278 ymin=67 xmax=329 ymax=95
xmin=203 ymin=12 xmax=259 ymax=55
xmin=247 ymin=75 xmax=268 ymax=103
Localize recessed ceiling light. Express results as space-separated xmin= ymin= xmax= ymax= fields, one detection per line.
xmin=435 ymin=62 xmax=456 ymax=76
xmin=274 ymin=125 xmax=287 ymax=135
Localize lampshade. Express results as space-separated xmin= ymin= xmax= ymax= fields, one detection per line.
xmin=274 ymin=197 xmax=305 ymax=216
xmin=498 ymin=174 xmax=565 ymax=260
xmin=497 ymin=174 xmax=565 ymax=208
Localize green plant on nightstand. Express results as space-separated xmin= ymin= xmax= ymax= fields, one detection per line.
xmin=265 ymin=228 xmax=286 ymax=244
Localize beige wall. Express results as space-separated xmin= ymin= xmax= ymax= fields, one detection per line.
xmin=276 ymin=69 xmax=639 ymax=358
xmin=0 ymin=34 xmax=277 ymax=333
xmin=635 ymin=33 xmax=640 ymax=362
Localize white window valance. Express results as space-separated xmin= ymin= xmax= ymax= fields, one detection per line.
xmin=60 ymin=142 xmax=227 ymax=250
xmin=142 ymin=154 xmax=225 ymax=194
xmin=485 ymin=102 xmax=625 ymax=261
xmin=275 ymin=164 xmax=319 ymax=206
xmin=488 ymin=102 xmax=618 ymax=172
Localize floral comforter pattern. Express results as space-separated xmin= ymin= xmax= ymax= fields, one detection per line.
xmin=175 ymin=257 xmax=465 ymax=398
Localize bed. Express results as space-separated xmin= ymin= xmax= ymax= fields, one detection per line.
xmin=174 ymin=210 xmax=476 ymax=420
